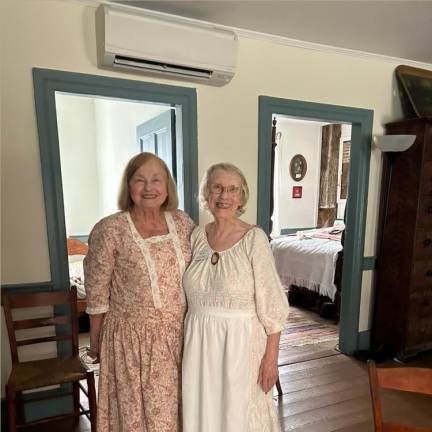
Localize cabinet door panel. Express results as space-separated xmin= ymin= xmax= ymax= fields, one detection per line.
xmin=420 ymin=161 xmax=432 ymax=196
xmin=407 ymin=293 xmax=432 ymax=346
xmin=424 ymin=124 xmax=432 ymax=161
xmin=411 ymin=259 xmax=432 ymax=292
xmin=418 ymin=196 xmax=432 ymax=228
xmin=414 ymin=229 xmax=432 ymax=259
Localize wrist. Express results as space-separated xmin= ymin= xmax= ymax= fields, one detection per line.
xmin=263 ymin=351 xmax=278 ymax=363
xmin=87 ymin=347 xmax=99 ymax=357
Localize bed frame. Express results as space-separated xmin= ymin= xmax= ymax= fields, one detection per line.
xmin=66 ymin=238 xmax=88 ymax=316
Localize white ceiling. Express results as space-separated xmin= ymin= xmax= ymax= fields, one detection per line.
xmin=117 ymin=1 xmax=432 ymax=64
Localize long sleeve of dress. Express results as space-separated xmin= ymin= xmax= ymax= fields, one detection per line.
xmin=84 ymin=217 xmax=115 ymax=315
xmin=250 ymin=228 xmax=289 ymax=335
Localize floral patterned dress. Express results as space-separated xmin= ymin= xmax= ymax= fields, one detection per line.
xmin=182 ymin=226 xmax=289 ymax=432
xmin=84 ymin=210 xmax=194 ymax=432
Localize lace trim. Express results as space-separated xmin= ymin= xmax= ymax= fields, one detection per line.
xmin=165 ymin=212 xmax=187 ymax=306
xmin=126 ymin=211 xmax=186 ymax=309
xmin=86 ymin=305 xmax=109 ymax=315
xmin=126 ymin=212 xmax=163 ymax=309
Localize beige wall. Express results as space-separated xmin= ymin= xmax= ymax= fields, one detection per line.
xmin=2 ymin=0 xmax=430 ymax=394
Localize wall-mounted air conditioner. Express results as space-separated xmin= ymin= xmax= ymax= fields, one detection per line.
xmin=96 ymin=5 xmax=238 ymax=86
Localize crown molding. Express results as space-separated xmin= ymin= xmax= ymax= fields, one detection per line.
xmin=66 ymin=0 xmax=432 ymax=69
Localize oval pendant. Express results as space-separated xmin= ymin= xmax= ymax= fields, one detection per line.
xmin=211 ymin=251 xmax=220 ymax=265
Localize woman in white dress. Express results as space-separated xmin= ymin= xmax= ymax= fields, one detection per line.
xmin=182 ymin=163 xmax=289 ymax=432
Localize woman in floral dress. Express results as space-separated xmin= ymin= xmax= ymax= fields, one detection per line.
xmin=84 ymin=153 xmax=194 ymax=432
xmin=182 ymin=163 xmax=289 ymax=432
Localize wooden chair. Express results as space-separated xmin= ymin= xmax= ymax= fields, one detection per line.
xmin=367 ymin=359 xmax=432 ymax=432
xmin=2 ymin=286 xmax=97 ymax=431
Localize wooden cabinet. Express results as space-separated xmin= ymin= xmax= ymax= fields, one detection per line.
xmin=373 ymin=118 xmax=432 ymax=361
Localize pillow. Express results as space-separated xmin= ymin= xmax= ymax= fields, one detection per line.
xmin=67 ymin=238 xmax=88 ymax=255
xmin=68 ymin=254 xmax=86 ymax=264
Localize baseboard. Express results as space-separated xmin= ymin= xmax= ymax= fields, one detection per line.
xmin=1 ymin=383 xmax=73 ymax=425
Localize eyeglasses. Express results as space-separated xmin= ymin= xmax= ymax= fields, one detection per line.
xmin=209 ymin=184 xmax=241 ymax=196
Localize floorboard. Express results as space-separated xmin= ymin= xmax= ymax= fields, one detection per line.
xmin=19 ymin=306 xmax=432 ymax=431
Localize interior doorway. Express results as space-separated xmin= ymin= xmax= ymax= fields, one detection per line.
xmin=270 ymin=116 xmax=352 ymax=362
xmin=258 ymin=96 xmax=373 ymax=355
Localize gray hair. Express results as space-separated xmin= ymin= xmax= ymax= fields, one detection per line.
xmin=199 ymin=162 xmax=249 ymax=216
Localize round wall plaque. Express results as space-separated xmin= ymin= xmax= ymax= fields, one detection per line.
xmin=289 ymin=154 xmax=307 ymax=182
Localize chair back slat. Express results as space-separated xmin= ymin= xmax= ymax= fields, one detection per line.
xmin=378 ymin=367 xmax=432 ymax=395
xmin=16 ymin=334 xmax=73 ymax=346
xmin=2 ymin=287 xmax=79 ymax=364
xmin=13 ymin=315 xmax=70 ymax=330
xmin=8 ymin=291 xmax=71 ymax=308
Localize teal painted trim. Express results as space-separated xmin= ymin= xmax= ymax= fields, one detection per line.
xmin=358 ymin=330 xmax=371 ymax=351
xmin=258 ymin=96 xmax=373 ymax=355
xmin=32 ymin=68 xmax=199 ymax=237
xmin=0 ymin=394 xmax=68 ymax=428
xmin=32 ymin=69 xmax=198 ymax=415
xmin=362 ymin=256 xmax=377 ymax=270
xmin=1 ymin=281 xmax=54 ymax=295
xmin=280 ymin=227 xmax=315 ymax=235
xmin=32 ymin=67 xmax=198 ymax=292
xmin=24 ymin=389 xmax=72 ymax=422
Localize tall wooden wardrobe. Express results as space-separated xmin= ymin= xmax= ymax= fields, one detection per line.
xmin=373 ymin=118 xmax=432 ymax=361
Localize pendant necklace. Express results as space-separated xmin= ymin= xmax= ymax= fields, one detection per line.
xmin=211 ymin=251 xmax=220 ymax=265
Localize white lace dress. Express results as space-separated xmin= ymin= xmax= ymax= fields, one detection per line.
xmin=182 ymin=226 xmax=289 ymax=432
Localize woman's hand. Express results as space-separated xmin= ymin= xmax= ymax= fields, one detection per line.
xmin=257 ymin=332 xmax=281 ymax=394
xmin=88 ymin=313 xmax=105 ymax=364
xmin=257 ymin=352 xmax=279 ymax=394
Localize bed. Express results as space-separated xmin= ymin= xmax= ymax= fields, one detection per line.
xmin=270 ymin=226 xmax=344 ymax=318
xmin=66 ymin=238 xmax=88 ymax=315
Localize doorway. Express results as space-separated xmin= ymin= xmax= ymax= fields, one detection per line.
xmin=258 ymin=96 xmax=373 ymax=355
xmin=33 ymin=68 xmax=198 ymax=299
xmin=271 ymin=116 xmax=352 ymax=361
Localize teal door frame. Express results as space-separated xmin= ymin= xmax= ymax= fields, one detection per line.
xmin=258 ymin=96 xmax=374 ymax=355
xmin=22 ymin=68 xmax=198 ymax=421
xmin=33 ymin=68 xmax=198 ymax=296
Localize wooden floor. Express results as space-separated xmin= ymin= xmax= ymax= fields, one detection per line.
xmin=21 ymin=307 xmax=432 ymax=432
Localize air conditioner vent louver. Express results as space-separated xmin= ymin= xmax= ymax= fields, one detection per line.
xmin=114 ymin=55 xmax=213 ymax=79
xmin=96 ymin=5 xmax=237 ymax=86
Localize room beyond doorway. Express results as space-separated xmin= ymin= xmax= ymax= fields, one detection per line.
xmin=257 ymin=96 xmax=374 ymax=355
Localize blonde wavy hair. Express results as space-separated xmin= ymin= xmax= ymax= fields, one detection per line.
xmin=118 ymin=152 xmax=178 ymax=211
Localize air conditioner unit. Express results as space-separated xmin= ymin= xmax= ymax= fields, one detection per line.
xmin=96 ymin=5 xmax=238 ymax=86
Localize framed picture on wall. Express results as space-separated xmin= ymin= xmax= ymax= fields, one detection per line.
xmin=289 ymin=154 xmax=307 ymax=181
xmin=396 ymin=65 xmax=432 ymax=118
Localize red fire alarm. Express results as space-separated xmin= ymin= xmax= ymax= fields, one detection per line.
xmin=292 ymin=186 xmax=302 ymax=198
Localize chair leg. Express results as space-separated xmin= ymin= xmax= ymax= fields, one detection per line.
xmin=73 ymin=382 xmax=80 ymax=423
xmin=16 ymin=391 xmax=24 ymax=424
xmin=276 ymin=377 xmax=283 ymax=396
xmin=86 ymin=371 xmax=97 ymax=432
xmin=6 ymin=385 xmax=17 ymax=432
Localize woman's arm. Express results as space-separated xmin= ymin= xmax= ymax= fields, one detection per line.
xmin=257 ymin=332 xmax=281 ymax=393
xmin=88 ymin=313 xmax=105 ymax=361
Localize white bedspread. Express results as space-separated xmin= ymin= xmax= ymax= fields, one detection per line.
xmin=69 ymin=254 xmax=86 ymax=299
xmin=270 ymin=236 xmax=342 ymax=301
